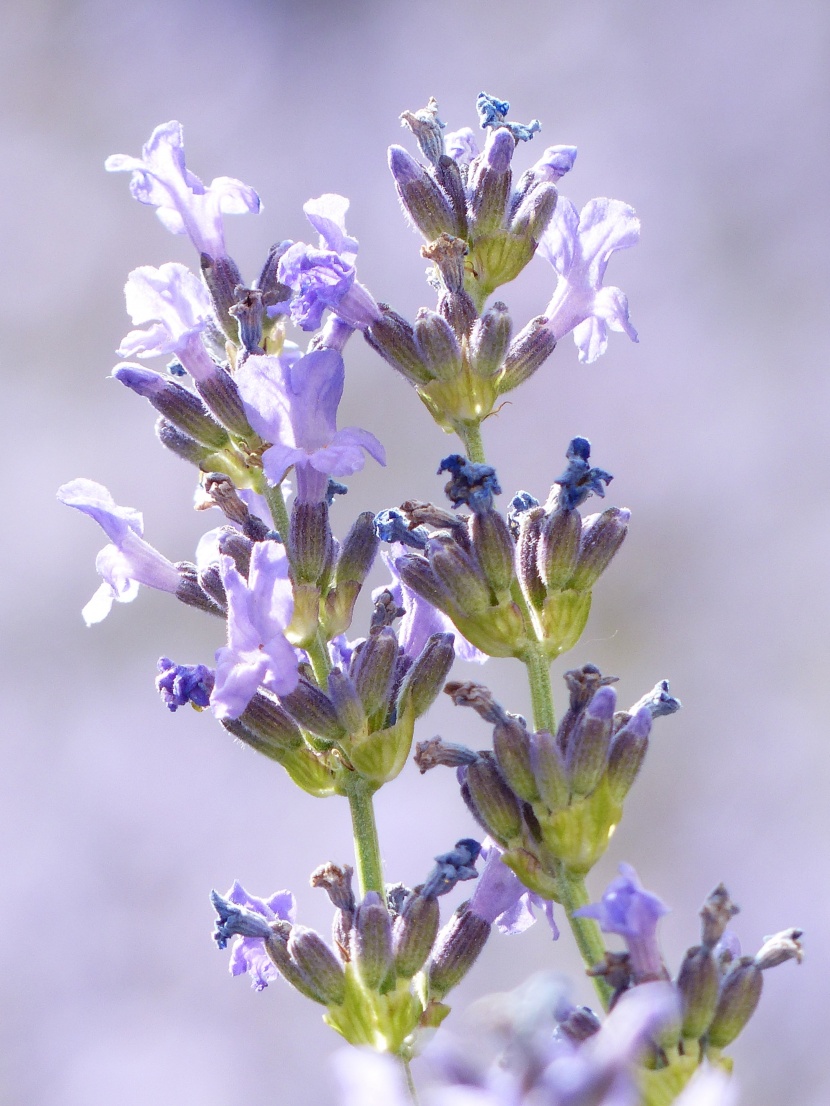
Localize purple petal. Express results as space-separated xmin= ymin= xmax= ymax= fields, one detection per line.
xmin=303 ymin=193 xmax=359 ymax=259
xmin=57 ymin=478 xmax=144 ymax=543
xmin=119 ymin=262 xmax=213 ymax=359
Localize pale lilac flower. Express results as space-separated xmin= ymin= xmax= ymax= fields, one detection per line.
xmin=277 ymin=194 xmax=380 ymax=332
xmin=212 ymin=880 xmax=295 ymax=991
xmin=531 ymin=144 xmax=578 ymax=184
xmin=576 ymin=863 xmax=668 ymax=982
xmin=470 ymin=841 xmax=558 ymax=938
xmin=539 ymin=197 xmax=640 ymax=364
xmin=105 ymin=120 xmax=260 ymax=258
xmin=57 ymin=478 xmax=180 ymax=625
xmin=235 ymin=348 xmax=385 ymax=503
xmin=444 ymin=126 xmax=479 ymax=165
xmin=211 ymin=540 xmax=299 ymax=720
xmin=376 ymin=547 xmax=486 ymax=663
xmin=117 ymin=262 xmax=219 ymax=381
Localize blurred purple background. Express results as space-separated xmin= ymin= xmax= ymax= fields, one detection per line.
xmin=3 ymin=1 xmax=828 ymax=1103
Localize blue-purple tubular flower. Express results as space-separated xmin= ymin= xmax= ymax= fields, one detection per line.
xmin=470 ymin=841 xmax=558 ymax=938
xmin=105 ymin=121 xmax=260 ymax=259
xmin=278 ymin=194 xmax=379 ymax=332
xmin=421 ymin=839 xmax=482 ymax=899
xmin=235 ymin=348 xmax=385 ymax=503
xmin=576 ymin=863 xmax=669 ymax=982
xmin=211 ymin=881 xmax=295 ymax=991
xmin=539 ymin=196 xmax=640 ymax=364
xmin=57 ymin=478 xmax=181 ymax=625
xmin=554 ymin=437 xmax=614 ymax=510
xmin=210 ymin=540 xmax=299 ymax=720
xmin=156 ymin=658 xmax=214 ymax=711
xmin=438 ymin=455 xmax=502 ymax=514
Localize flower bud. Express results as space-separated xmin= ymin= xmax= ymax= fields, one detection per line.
xmin=700 ymin=884 xmax=740 ymax=950
xmin=364 ymin=307 xmax=432 ymax=386
xmin=396 ymin=554 xmax=455 ymax=613
xmin=433 ymin=155 xmax=468 ymax=237
xmin=352 ymin=629 xmax=398 ymax=729
xmin=464 ymin=753 xmax=524 ymax=844
xmin=537 ymin=507 xmax=581 ymax=591
xmin=676 ymin=945 xmax=720 ymax=1040
xmin=468 ymin=128 xmax=513 ymax=235
xmin=470 ymin=510 xmax=515 ymax=595
xmin=217 ymin=527 xmax=254 ymax=577
xmin=413 ymin=309 xmax=462 ymax=382
xmin=174 ymin=562 xmax=225 ymax=617
xmin=287 ymin=926 xmax=347 ymax=1006
xmin=197 ymin=562 xmax=227 ymax=610
xmin=493 ymin=715 xmax=539 ymax=802
xmin=707 ymin=958 xmax=763 ymax=1047
xmin=509 ymin=181 xmax=558 ymax=242
xmin=515 ymin=505 xmax=547 ymax=610
xmin=566 ymin=685 xmax=617 ymax=797
xmin=398 ymin=632 xmax=456 ymax=718
xmin=470 ymin=302 xmax=512 ymax=378
xmin=289 ymin=500 xmax=334 ymax=586
xmin=155 ymin=417 xmax=221 ymax=468
xmin=240 ymin=691 xmax=304 ymax=753
xmin=427 ymin=905 xmax=491 ymax=999
xmin=605 ymin=706 xmax=652 ymax=802
xmin=280 ymin=678 xmax=346 ymax=744
xmin=530 ymin=729 xmax=570 ymax=810
xmin=351 ymin=892 xmax=394 ymax=991
xmin=113 ymin=365 xmax=230 ymax=451
xmin=428 ymin=536 xmax=492 ymax=616
xmin=388 ymin=145 xmax=458 ymax=241
xmin=393 ymin=892 xmax=440 ymax=978
xmin=497 ymin=316 xmax=557 ymax=394
xmin=755 ymin=928 xmax=804 ymax=970
xmin=400 ymin=97 xmax=445 ymax=165
xmin=327 ymin=668 xmax=367 ymax=736
xmin=311 ymin=863 xmax=355 ymax=961
xmin=569 ymin=507 xmax=630 ymax=590
xmin=200 ymin=252 xmax=243 ymax=340
xmin=438 ymin=288 xmax=478 ymax=341
xmin=193 ymin=364 xmax=252 ymax=438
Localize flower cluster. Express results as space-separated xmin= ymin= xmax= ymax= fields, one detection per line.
xmin=59 ymin=94 xmax=801 ymax=1105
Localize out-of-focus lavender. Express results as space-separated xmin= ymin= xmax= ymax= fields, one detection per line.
xmin=4 ymin=2 xmax=827 ymax=1104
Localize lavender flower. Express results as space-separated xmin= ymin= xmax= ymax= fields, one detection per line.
xmin=210 ymin=540 xmax=299 ymax=720
xmin=444 ymin=126 xmax=479 ymax=165
xmin=156 ymin=658 xmax=214 ymax=712
xmin=278 ymin=194 xmax=379 ymax=332
xmin=57 ymin=478 xmax=181 ymax=624
xmin=235 ymin=347 xmax=385 ymax=503
xmin=576 ymin=863 xmax=669 ymax=982
xmin=212 ymin=881 xmax=295 ymax=991
xmin=531 ymin=144 xmax=578 ymax=184
xmin=539 ymin=196 xmax=640 ymax=364
xmin=470 ymin=841 xmax=558 ymax=938
xmin=105 ymin=120 xmax=260 ymax=259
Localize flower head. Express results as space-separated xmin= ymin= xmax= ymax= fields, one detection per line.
xmin=211 ymin=540 xmax=299 ymax=720
xmin=105 ymin=120 xmax=260 ymax=258
xmin=211 ymin=881 xmax=295 ymax=991
xmin=539 ymin=196 xmax=640 ymax=364
xmin=235 ymin=348 xmax=385 ymax=503
xmin=576 ymin=863 xmax=669 ymax=982
xmin=57 ymin=479 xmax=180 ymax=624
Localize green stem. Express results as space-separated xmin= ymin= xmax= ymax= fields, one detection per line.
xmin=263 ymin=480 xmax=291 ymax=542
xmin=347 ymin=777 xmax=384 ymax=896
xmin=459 ymin=421 xmax=486 ymax=464
xmin=522 ymin=643 xmax=556 ymax=733
xmin=306 ymin=632 xmax=332 ymax=686
xmin=557 ymin=870 xmax=613 ymax=1010
xmin=402 ymin=1058 xmax=419 ymax=1104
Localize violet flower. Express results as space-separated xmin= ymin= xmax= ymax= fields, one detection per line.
xmin=117 ymin=262 xmax=219 ymax=381
xmin=235 ymin=347 xmax=385 ymax=503
xmin=105 ymin=120 xmax=261 ymax=259
xmin=277 ymin=194 xmax=380 ymax=332
xmin=57 ymin=478 xmax=180 ymax=625
xmin=470 ymin=841 xmax=558 ymax=938
xmin=211 ymin=881 xmax=295 ymax=991
xmin=375 ymin=547 xmax=486 ymax=663
xmin=211 ymin=540 xmax=299 ymax=720
xmin=538 ymin=196 xmax=640 ymax=364
xmin=575 ymin=863 xmax=669 ymax=982
xmin=444 ymin=126 xmax=480 ymax=165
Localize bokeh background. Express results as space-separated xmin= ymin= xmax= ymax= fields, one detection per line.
xmin=3 ymin=1 xmax=828 ymax=1103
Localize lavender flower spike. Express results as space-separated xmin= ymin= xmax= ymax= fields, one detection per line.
xmin=117 ymin=262 xmax=218 ymax=381
xmin=211 ymin=540 xmax=299 ymax=720
xmin=470 ymin=840 xmax=558 ymax=938
xmin=576 ymin=862 xmax=669 ymax=982
xmin=105 ymin=121 xmax=260 ymax=258
xmin=57 ymin=478 xmax=180 ymax=625
xmin=212 ymin=881 xmax=295 ymax=991
xmin=539 ymin=196 xmax=640 ymax=364
xmin=235 ymin=348 xmax=385 ymax=503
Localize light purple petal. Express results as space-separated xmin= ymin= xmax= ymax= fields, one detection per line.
xmin=470 ymin=842 xmax=557 ymax=938
xmin=444 ymin=126 xmax=479 ymax=165
xmin=119 ymin=262 xmax=213 ymax=359
xmin=303 ymin=194 xmax=359 ymax=260
xmin=58 ymin=478 xmax=144 ymax=543
xmin=222 ymin=882 xmax=295 ymax=990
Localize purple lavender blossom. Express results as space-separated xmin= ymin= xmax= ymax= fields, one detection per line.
xmin=210 ymin=540 xmax=298 ymax=720
xmin=376 ymin=547 xmax=486 ymax=663
xmin=105 ymin=121 xmax=260 ymax=259
xmin=156 ymin=658 xmax=214 ymax=711
xmin=57 ymin=478 xmax=180 ymax=625
xmin=277 ymin=194 xmax=379 ymax=332
xmin=444 ymin=126 xmax=479 ymax=165
xmin=576 ymin=863 xmax=669 ymax=982
xmin=117 ymin=262 xmax=219 ymax=381
xmin=235 ymin=348 xmax=385 ymax=503
xmin=213 ymin=880 xmax=295 ymax=991
xmin=470 ymin=841 xmax=558 ymax=938
xmin=538 ymin=196 xmax=640 ymax=364
xmin=531 ymin=144 xmax=578 ymax=184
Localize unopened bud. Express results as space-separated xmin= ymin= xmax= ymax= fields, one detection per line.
xmin=364 ymin=307 xmax=432 ymax=386
xmin=537 ymin=506 xmax=581 ymax=590
xmin=470 ymin=302 xmax=512 ymax=378
xmin=352 ymin=629 xmax=398 ymax=729
xmin=197 ymin=563 xmax=227 ymax=610
xmin=217 ymin=528 xmax=254 ymax=577
xmin=393 ymin=891 xmax=440 ymax=978
xmin=427 ymin=905 xmax=491 ymax=999
xmin=509 ymin=181 xmax=558 ymax=242
xmin=566 ymin=685 xmax=617 ymax=797
xmin=287 ymin=926 xmax=347 ymax=1006
xmin=113 ymin=365 xmax=230 ymax=451
xmin=175 ymin=562 xmax=225 ymax=617
xmin=493 ymin=715 xmax=538 ymax=802
xmin=194 ymin=364 xmax=252 ymax=437
xmin=469 ymin=128 xmax=514 ymax=235
xmin=350 ymin=892 xmax=394 ymax=991
xmin=433 ymin=155 xmax=468 ymax=237
xmin=470 ymin=509 xmax=515 ymax=595
xmin=676 ymin=945 xmax=720 ymax=1040
xmin=569 ymin=508 xmax=630 ymax=590
xmin=498 ymin=316 xmax=557 ymax=393
xmin=327 ymin=668 xmax=367 ymax=735
xmin=155 ymin=417 xmax=220 ymax=468
xmin=464 ymin=752 xmax=524 ymax=844
xmin=396 ymin=554 xmax=454 ymax=612
xmin=605 ymin=706 xmax=652 ymax=802
xmin=557 ymin=1005 xmax=601 ymax=1044
xmin=200 ymin=252 xmax=243 ymax=340
xmin=414 ymin=309 xmax=462 ymax=382
xmin=388 ymin=145 xmax=458 ymax=241
xmin=515 ymin=505 xmax=548 ymax=610
xmin=428 ymin=536 xmax=492 ymax=616
xmin=289 ymin=500 xmax=334 ymax=586
xmin=280 ymin=678 xmax=346 ymax=744
xmin=530 ymin=729 xmax=570 ymax=810
xmin=399 ymin=632 xmax=456 ymax=718
xmin=707 ymin=958 xmax=763 ymax=1047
